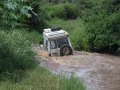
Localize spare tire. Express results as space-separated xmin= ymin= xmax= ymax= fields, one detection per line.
xmin=60 ymin=45 xmax=73 ymax=56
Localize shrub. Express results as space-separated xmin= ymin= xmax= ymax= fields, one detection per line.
xmin=49 ymin=4 xmax=66 ymax=18
xmin=23 ymin=1 xmax=48 ymax=33
xmin=85 ymin=12 xmax=120 ymax=54
xmin=101 ymin=0 xmax=120 ymax=14
xmin=0 ymin=30 xmax=37 ymax=75
xmin=43 ymin=3 xmax=79 ymax=20
xmin=0 ymin=0 xmax=32 ymax=29
xmin=64 ymin=3 xmax=78 ymax=19
xmin=75 ymin=0 xmax=95 ymax=19
xmin=0 ymin=0 xmax=48 ymax=32
xmin=76 ymin=0 xmax=120 ymax=55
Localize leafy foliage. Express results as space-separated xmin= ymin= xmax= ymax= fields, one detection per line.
xmin=43 ymin=3 xmax=79 ymax=20
xmin=24 ymin=0 xmax=48 ymax=32
xmin=84 ymin=0 xmax=120 ymax=54
xmin=0 ymin=0 xmax=32 ymax=29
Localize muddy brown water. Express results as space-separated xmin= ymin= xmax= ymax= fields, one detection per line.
xmin=34 ymin=45 xmax=120 ymax=90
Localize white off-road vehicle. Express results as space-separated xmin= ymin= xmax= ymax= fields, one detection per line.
xmin=40 ymin=27 xmax=73 ymax=56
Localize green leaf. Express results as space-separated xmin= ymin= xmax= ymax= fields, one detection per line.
xmin=6 ymin=2 xmax=17 ymax=10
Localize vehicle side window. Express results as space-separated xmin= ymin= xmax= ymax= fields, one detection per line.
xmin=50 ymin=40 xmax=57 ymax=49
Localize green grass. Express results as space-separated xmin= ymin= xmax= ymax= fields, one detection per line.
xmin=0 ymin=67 xmax=85 ymax=90
xmin=20 ymin=30 xmax=43 ymax=44
xmin=47 ymin=18 xmax=89 ymax=50
xmin=0 ymin=30 xmax=37 ymax=74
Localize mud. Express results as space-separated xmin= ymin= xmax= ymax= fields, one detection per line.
xmin=34 ymin=45 xmax=120 ymax=90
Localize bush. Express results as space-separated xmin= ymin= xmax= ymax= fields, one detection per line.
xmin=0 ymin=0 xmax=33 ymax=29
xmin=51 ymin=4 xmax=67 ymax=19
xmin=23 ymin=1 xmax=49 ymax=33
xmin=101 ymin=0 xmax=120 ymax=14
xmin=85 ymin=12 xmax=120 ymax=54
xmin=0 ymin=0 xmax=48 ymax=32
xmin=75 ymin=0 xmax=120 ymax=55
xmin=64 ymin=3 xmax=78 ymax=19
xmin=0 ymin=30 xmax=37 ymax=76
xmin=75 ymin=0 xmax=95 ymax=19
xmin=43 ymin=3 xmax=79 ymax=20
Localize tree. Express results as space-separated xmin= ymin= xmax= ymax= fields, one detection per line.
xmin=0 ymin=0 xmax=32 ymax=29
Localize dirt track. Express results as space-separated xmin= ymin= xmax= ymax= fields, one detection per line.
xmin=34 ymin=45 xmax=120 ymax=90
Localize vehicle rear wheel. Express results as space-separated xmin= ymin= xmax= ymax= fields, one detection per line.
xmin=60 ymin=45 xmax=73 ymax=56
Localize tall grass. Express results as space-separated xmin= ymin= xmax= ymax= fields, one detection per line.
xmin=0 ymin=67 xmax=85 ymax=90
xmin=0 ymin=30 xmax=39 ymax=81
xmin=20 ymin=30 xmax=43 ymax=44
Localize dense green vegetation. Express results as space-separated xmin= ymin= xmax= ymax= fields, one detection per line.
xmin=42 ymin=3 xmax=78 ymax=19
xmin=83 ymin=0 xmax=120 ymax=54
xmin=0 ymin=0 xmax=119 ymax=89
xmin=0 ymin=30 xmax=36 ymax=74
